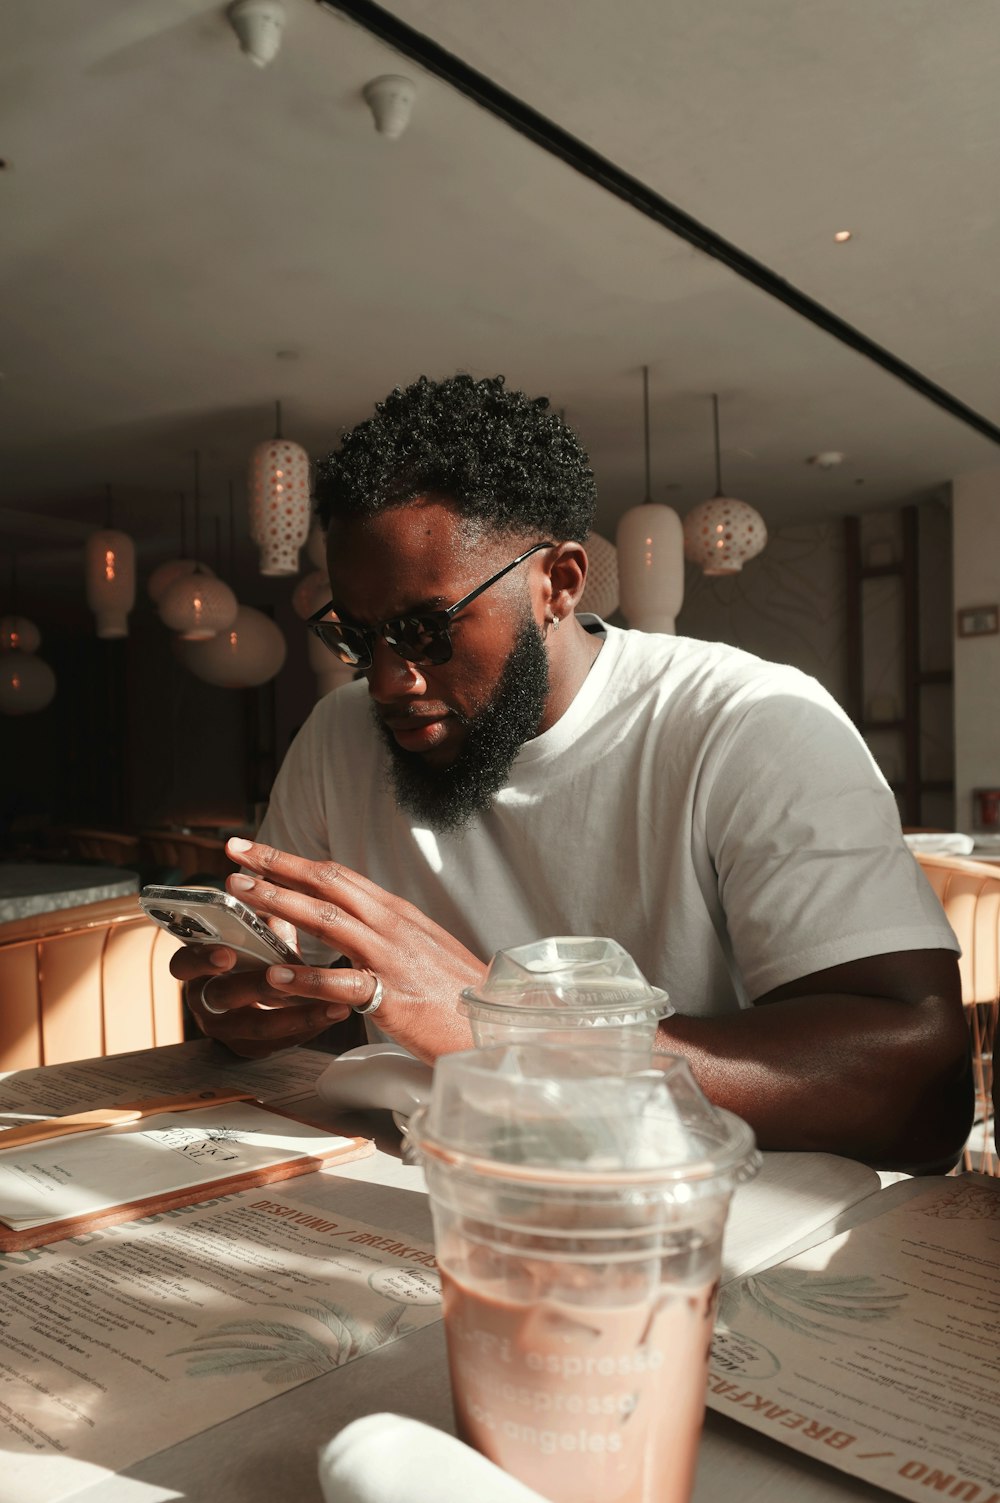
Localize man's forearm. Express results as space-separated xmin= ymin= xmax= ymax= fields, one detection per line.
xmin=656 ymin=992 xmax=972 ymax=1171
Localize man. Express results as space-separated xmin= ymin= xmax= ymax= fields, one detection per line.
xmin=174 ymin=373 xmax=971 ymax=1171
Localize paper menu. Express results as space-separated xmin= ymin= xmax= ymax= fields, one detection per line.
xmin=708 ymin=1177 xmax=1000 ymax=1503
xmin=0 ymin=1103 xmax=362 ymax=1230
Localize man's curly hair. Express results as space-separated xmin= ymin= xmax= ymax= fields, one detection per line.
xmin=313 ymin=374 xmax=596 ymax=541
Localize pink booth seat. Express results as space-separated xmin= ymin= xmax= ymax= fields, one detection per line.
xmin=0 ymin=896 xmax=185 ymax=1071
xmin=914 ymin=852 xmax=999 ymax=1174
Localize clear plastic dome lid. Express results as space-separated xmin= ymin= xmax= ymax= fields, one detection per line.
xmin=411 ymin=1044 xmax=758 ymax=1189
xmin=459 ymin=936 xmax=671 ymax=1025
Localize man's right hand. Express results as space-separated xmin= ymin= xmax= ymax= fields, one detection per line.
xmin=170 ymin=940 xmax=351 ymax=1058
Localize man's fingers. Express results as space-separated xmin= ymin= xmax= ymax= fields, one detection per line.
xmin=169 ymin=945 xmax=236 ymax=983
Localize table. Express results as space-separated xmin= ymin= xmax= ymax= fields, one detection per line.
xmin=1 ymin=1044 xmax=909 ymax=1503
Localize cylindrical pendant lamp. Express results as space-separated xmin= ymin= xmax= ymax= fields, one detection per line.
xmin=617 ymin=506 xmax=684 ymax=632
xmin=85 ymin=528 xmax=136 ymax=638
xmin=615 ymin=367 xmax=684 ymax=634
xmin=249 ymin=403 xmax=311 ymax=577
xmin=178 ymin=605 xmax=286 ymax=687
xmin=0 ymin=650 xmax=56 ymax=715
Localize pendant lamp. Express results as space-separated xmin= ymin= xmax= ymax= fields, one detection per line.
xmin=159 ymin=461 xmax=238 ymax=639
xmin=249 ymin=402 xmax=311 ymax=577
xmin=0 ymin=565 xmax=56 ymax=715
xmin=305 ymin=519 xmax=328 ymax=571
xmin=578 ymin=533 xmax=620 ymax=620
xmin=291 ymin=568 xmax=354 ymax=698
xmin=179 ymin=606 xmax=287 ymax=688
xmin=0 ymin=651 xmax=56 ymax=715
xmin=615 ymin=367 xmax=684 ymax=633
xmin=683 ymin=396 xmax=767 ymax=576
xmin=148 ymin=496 xmax=215 ymax=603
xmin=85 ymin=486 xmax=136 ymax=639
xmin=0 ymin=615 xmax=40 ymax=653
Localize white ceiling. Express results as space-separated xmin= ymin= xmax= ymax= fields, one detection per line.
xmin=2 ymin=0 xmax=999 ymax=583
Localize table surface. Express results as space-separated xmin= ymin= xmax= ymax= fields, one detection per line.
xmin=0 ymin=862 xmax=139 ymax=923
xmin=41 ymin=1050 xmax=912 ymax=1503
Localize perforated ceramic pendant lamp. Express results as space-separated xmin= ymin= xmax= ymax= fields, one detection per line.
xmin=683 ymin=396 xmax=767 ymax=576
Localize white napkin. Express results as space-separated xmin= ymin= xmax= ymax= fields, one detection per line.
xmin=316 ymin=1044 xmax=434 ymax=1118
xmin=318 ymin=1413 xmax=547 ymax=1503
xmin=903 ymin=832 xmax=975 ymax=856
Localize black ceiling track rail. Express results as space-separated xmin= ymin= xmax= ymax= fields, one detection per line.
xmin=318 ymin=0 xmax=1000 ymax=449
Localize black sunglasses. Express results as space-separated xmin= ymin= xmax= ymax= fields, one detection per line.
xmin=307 ymin=540 xmax=555 ymax=670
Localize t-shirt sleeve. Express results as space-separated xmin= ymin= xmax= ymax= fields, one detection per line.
xmin=701 ymin=679 xmax=959 ymax=999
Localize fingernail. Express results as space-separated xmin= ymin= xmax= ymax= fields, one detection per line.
xmin=268 ymin=967 xmax=295 ymax=985
xmin=209 ymin=948 xmax=232 ymax=967
xmin=229 ymin=837 xmax=252 ymax=854
xmin=326 ymin=1004 xmax=350 ymax=1021
xmin=230 ymin=874 xmax=253 ymax=891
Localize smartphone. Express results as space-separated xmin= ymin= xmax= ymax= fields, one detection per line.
xmin=139 ymin=885 xmax=301 ymax=966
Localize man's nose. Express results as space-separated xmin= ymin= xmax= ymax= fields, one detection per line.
xmin=365 ymin=637 xmax=428 ymax=701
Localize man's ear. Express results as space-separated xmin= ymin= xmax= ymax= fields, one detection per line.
xmin=546 ymin=542 xmax=588 ymax=621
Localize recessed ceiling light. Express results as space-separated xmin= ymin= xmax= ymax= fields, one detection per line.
xmin=808 ymin=451 xmax=846 ymax=469
xmin=834 ymin=230 xmax=852 ymax=243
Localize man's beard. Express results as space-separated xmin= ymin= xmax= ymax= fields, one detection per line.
xmin=373 ymin=616 xmax=550 ymax=834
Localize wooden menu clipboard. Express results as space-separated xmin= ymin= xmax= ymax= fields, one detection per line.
xmin=0 ymin=1100 xmax=374 ymax=1252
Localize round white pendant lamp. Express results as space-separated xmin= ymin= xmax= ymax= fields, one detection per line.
xmin=85 ymin=526 xmax=136 ymax=639
xmin=578 ymin=532 xmax=619 ymax=620
xmin=0 ymin=615 xmax=41 ymax=653
xmin=158 ymin=462 xmax=238 ymax=639
xmin=148 ymin=556 xmax=215 ymax=605
xmin=615 ymin=367 xmax=684 ymax=633
xmin=159 ymin=569 xmax=239 ymax=640
xmin=0 ymin=650 xmax=56 ymax=715
xmin=179 ymin=606 xmax=286 ymax=688
xmin=683 ymin=396 xmax=767 ymax=576
xmin=249 ymin=402 xmax=311 ymax=577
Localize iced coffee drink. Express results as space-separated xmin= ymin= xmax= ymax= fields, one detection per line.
xmin=440 ymin=1261 xmax=716 ymax=1503
xmin=410 ymin=1045 xmax=757 ymax=1503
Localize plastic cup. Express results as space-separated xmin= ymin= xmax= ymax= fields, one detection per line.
xmin=458 ymin=936 xmax=672 ymax=1052
xmin=410 ymin=1045 xmax=758 ymax=1503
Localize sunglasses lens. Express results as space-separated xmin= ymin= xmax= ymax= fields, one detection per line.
xmin=385 ymin=617 xmax=452 ymax=666
xmin=317 ymin=624 xmax=370 ymax=668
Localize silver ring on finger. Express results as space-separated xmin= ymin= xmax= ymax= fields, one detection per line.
xmin=198 ymin=976 xmax=227 ymax=1016
xmin=352 ymin=971 xmax=384 ymax=1016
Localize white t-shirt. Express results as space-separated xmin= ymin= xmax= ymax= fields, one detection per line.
xmin=259 ymin=620 xmax=957 ymax=1017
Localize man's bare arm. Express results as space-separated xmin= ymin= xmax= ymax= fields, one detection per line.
xmin=657 ymin=950 xmax=972 ymax=1172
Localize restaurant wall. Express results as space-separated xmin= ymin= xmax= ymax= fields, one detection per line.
xmin=0 ymin=561 xmax=318 ymax=854
xmin=677 ymin=501 xmax=955 ymax=827
xmin=951 ymin=468 xmax=1000 ymax=834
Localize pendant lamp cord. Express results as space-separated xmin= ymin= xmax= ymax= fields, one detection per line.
xmin=274 ymin=400 xmax=283 ymax=440
xmin=712 ymin=393 xmax=724 ymax=498
xmin=192 ymin=452 xmax=203 ymax=571
xmin=105 ymin=482 xmax=114 ymax=529
xmin=178 ymin=492 xmax=187 ymax=559
xmin=642 ymin=365 xmax=652 ymax=505
xmin=228 ymin=481 xmax=237 ymax=579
